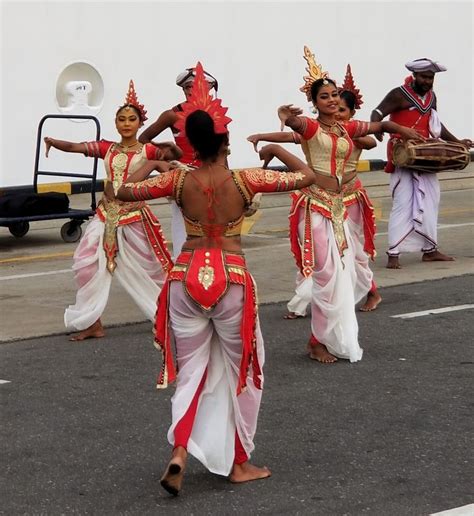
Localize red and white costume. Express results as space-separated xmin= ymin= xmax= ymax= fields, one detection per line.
xmin=386 ymin=77 xmax=442 ymax=257
xmin=287 ymin=117 xmax=376 ymax=361
xmin=64 ymin=140 xmax=172 ymax=331
xmin=124 ymin=165 xmax=306 ymax=475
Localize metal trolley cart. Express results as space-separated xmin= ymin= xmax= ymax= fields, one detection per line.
xmin=0 ymin=114 xmax=100 ymax=242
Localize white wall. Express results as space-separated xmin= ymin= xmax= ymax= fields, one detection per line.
xmin=1 ymin=0 xmax=473 ymax=187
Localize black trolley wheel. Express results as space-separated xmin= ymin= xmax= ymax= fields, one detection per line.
xmin=9 ymin=221 xmax=30 ymax=238
xmin=61 ymin=221 xmax=83 ymax=243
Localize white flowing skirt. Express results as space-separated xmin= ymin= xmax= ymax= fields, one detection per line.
xmin=288 ymin=204 xmax=372 ymax=361
xmin=387 ymin=168 xmax=439 ymax=255
xmin=64 ymin=215 xmax=167 ymax=331
xmin=287 ymin=203 xmax=373 ymax=329
xmin=167 ymin=282 xmax=264 ymax=476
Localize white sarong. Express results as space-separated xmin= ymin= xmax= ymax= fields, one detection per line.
xmin=387 ymin=168 xmax=439 ymax=256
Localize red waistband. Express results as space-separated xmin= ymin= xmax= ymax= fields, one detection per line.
xmin=176 ymin=250 xmax=246 ymax=268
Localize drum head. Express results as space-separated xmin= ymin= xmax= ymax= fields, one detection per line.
xmin=392 ymin=142 xmax=411 ymax=167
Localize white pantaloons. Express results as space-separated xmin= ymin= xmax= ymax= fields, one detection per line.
xmin=64 ymin=215 xmax=166 ymax=331
xmin=167 ymin=282 xmax=264 ymax=476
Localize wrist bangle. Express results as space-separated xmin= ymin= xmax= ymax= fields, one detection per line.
xmin=374 ymin=108 xmax=384 ymax=118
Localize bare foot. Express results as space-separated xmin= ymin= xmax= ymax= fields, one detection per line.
xmin=160 ymin=447 xmax=187 ymax=496
xmin=359 ymin=290 xmax=382 ymax=312
xmin=422 ymin=250 xmax=455 ymax=262
xmin=386 ymin=255 xmax=401 ymax=269
xmin=69 ymin=320 xmax=105 ymax=341
xmin=307 ymin=342 xmax=338 ymax=363
xmin=229 ymin=461 xmax=271 ymax=483
xmin=283 ymin=311 xmax=306 ymax=320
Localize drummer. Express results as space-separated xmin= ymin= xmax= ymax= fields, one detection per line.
xmin=370 ymin=58 xmax=473 ymax=269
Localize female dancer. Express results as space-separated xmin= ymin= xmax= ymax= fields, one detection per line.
xmin=139 ymin=67 xmax=219 ymax=258
xmin=44 ymin=80 xmax=181 ymax=341
xmin=117 ymin=63 xmax=314 ymax=494
xmin=247 ymin=64 xmax=383 ymax=321
xmin=249 ymin=66 xmax=422 ymax=363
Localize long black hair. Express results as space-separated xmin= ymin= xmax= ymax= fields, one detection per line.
xmin=185 ymin=110 xmax=228 ymax=161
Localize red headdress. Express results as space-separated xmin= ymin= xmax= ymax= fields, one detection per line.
xmin=174 ymin=62 xmax=231 ymax=135
xmin=340 ymin=64 xmax=363 ymax=109
xmin=122 ymin=80 xmax=148 ymax=122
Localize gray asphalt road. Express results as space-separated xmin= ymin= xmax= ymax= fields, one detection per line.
xmin=1 ymin=276 xmax=473 ymax=516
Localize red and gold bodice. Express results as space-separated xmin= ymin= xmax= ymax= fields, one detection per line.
xmin=295 ymin=117 xmax=370 ymax=185
xmin=83 ymin=139 xmax=164 ymax=219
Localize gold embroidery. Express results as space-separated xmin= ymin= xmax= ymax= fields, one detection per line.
xmin=111 ymin=152 xmax=128 ymax=196
xmin=103 ymin=201 xmax=121 ymax=273
xmin=146 ymin=172 xmax=174 ymax=189
xmin=228 ymin=266 xmax=245 ymax=276
xmin=170 ymin=264 xmax=187 ymax=273
xmin=198 ymin=264 xmax=215 ymax=290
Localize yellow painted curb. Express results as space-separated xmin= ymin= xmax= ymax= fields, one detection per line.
xmin=37 ymin=183 xmax=72 ymax=194
xmin=356 ymin=161 xmax=371 ymax=173
xmin=241 ymin=211 xmax=262 ymax=235
xmin=0 ymin=251 xmax=74 ymax=264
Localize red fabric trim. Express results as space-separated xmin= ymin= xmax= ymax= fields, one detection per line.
xmin=240 ymin=269 xmax=260 ymax=395
xmin=301 ymin=117 xmax=319 ymax=140
xmin=141 ymin=206 xmax=173 ymax=272
xmin=234 ymin=431 xmax=248 ymax=464
xmin=154 ymin=279 xmax=176 ymax=388
xmin=288 ymin=193 xmax=304 ymax=275
xmin=356 ymin=184 xmax=377 ymax=260
xmin=174 ymin=369 xmax=208 ymax=449
xmin=329 ymin=133 xmax=338 ymax=176
xmin=144 ymin=143 xmax=164 ymax=161
xmin=98 ymin=140 xmax=113 ymax=159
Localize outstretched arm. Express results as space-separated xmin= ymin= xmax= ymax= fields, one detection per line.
xmin=44 ymin=137 xmax=86 ymax=157
xmin=258 ymin=144 xmax=313 ymax=188
xmin=353 ymin=136 xmax=377 ymax=150
xmin=370 ymin=88 xmax=404 ymax=141
xmin=116 ymin=161 xmax=175 ymax=202
xmin=349 ymin=120 xmax=425 ymax=141
xmin=139 ymin=109 xmax=177 ymax=144
xmin=247 ymin=132 xmax=296 ymax=151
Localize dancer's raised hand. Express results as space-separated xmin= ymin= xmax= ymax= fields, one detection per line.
xmin=247 ymin=134 xmax=261 ymax=152
xmin=278 ymin=105 xmax=303 ymax=131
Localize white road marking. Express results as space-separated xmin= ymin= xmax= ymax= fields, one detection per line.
xmin=430 ymin=503 xmax=474 ymax=516
xmin=392 ymin=304 xmax=474 ymax=319
xmin=0 ymin=380 xmax=11 ymax=384
xmin=376 ymin=222 xmax=474 ymax=237
xmin=0 ymin=269 xmax=72 ymax=281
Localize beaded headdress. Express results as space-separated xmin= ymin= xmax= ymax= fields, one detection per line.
xmin=121 ymin=80 xmax=148 ymax=122
xmin=300 ymin=45 xmax=329 ymax=99
xmin=174 ymin=62 xmax=231 ymax=135
xmin=340 ymin=64 xmax=363 ymax=109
